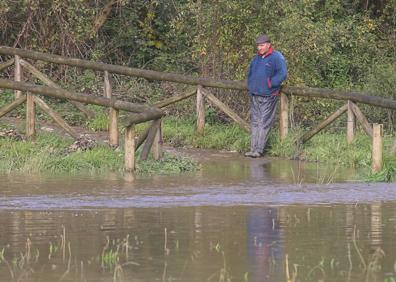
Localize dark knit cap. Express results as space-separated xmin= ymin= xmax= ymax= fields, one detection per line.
xmin=256 ymin=34 xmax=271 ymax=44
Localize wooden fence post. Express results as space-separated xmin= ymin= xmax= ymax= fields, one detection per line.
xmin=347 ymin=100 xmax=355 ymax=144
xmin=140 ymin=119 xmax=161 ymax=161
xmin=124 ymin=125 xmax=135 ymax=172
xmin=26 ymin=91 xmax=35 ymax=138
xmin=196 ymin=85 xmax=205 ymax=134
xmin=14 ymin=55 xmax=22 ymax=99
xmin=152 ymin=119 xmax=163 ymax=160
xmin=392 ymin=138 xmax=396 ymax=155
xmin=104 ymin=71 xmax=119 ymax=146
xmin=280 ymin=92 xmax=288 ymax=140
xmin=372 ymin=123 xmax=383 ymax=173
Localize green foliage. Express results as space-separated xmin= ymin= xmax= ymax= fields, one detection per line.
xmin=365 ymin=154 xmax=396 ymax=182
xmin=268 ymin=128 xmax=304 ymax=158
xmin=0 ymin=131 xmax=198 ymax=175
xmin=162 ymin=117 xmax=250 ymax=152
xmin=302 ymin=133 xmax=373 ymax=167
xmin=136 ymin=153 xmax=199 ymax=175
xmin=101 ymin=249 xmax=119 ymax=269
xmin=86 ymin=105 xmax=109 ymax=132
xmin=1 ymin=0 xmax=395 ymax=128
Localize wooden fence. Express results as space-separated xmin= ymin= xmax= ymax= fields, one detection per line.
xmin=0 ymin=47 xmax=395 ymax=173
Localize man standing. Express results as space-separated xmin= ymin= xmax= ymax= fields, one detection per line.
xmin=245 ymin=34 xmax=288 ymax=158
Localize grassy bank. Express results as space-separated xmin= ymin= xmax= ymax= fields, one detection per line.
xmin=0 ymin=128 xmax=198 ymax=175
xmin=160 ymin=118 xmax=396 ymax=182
xmin=1 ymin=84 xmax=395 ymax=181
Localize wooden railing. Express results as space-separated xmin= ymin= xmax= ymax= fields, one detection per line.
xmin=0 ymin=47 xmax=395 ymax=173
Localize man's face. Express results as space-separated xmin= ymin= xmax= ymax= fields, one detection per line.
xmin=257 ymin=42 xmax=270 ymax=55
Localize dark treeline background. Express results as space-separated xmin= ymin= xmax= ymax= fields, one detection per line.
xmin=0 ymin=0 xmax=395 ymax=128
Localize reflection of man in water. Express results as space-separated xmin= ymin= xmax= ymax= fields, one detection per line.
xmin=247 ymin=207 xmax=283 ymax=281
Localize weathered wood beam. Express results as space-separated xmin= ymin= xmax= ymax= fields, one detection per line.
xmin=285 ymin=86 xmax=396 ymax=111
xmin=134 ymin=90 xmax=197 ymax=150
xmin=372 ymin=124 xmax=383 ymax=172
xmin=391 ymin=139 xmax=396 ymax=155
xmin=136 ymin=123 xmax=152 ymax=151
xmin=350 ymin=102 xmax=373 ymax=137
xmin=124 ymin=125 xmax=135 ymax=172
xmin=196 ymin=86 xmax=205 ymax=134
xmin=34 ymin=96 xmax=79 ymax=139
xmin=347 ymin=101 xmax=355 ymax=144
xmin=201 ymin=87 xmax=250 ymax=132
xmin=0 ymin=95 xmax=26 ymax=118
xmin=125 ymin=111 xmax=164 ymax=126
xmin=0 ymin=47 xmax=246 ymax=90
xmin=20 ymin=59 xmax=95 ymax=119
xmin=104 ymin=70 xmax=118 ymax=146
xmin=0 ymin=58 xmax=14 ymax=72
xmin=152 ymin=120 xmax=163 ymax=160
xmin=0 ymin=79 xmax=163 ymax=118
xmin=2 ymin=48 xmax=395 ymax=111
xmin=14 ymin=55 xmax=22 ymax=98
xmin=280 ymin=92 xmax=288 ymax=140
xmin=153 ymin=89 xmax=197 ymax=108
xmin=26 ymin=92 xmax=35 ymax=138
xmin=140 ymin=119 xmax=161 ymax=161
xmin=301 ymin=103 xmax=348 ymax=143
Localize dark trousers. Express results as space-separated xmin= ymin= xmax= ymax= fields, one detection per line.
xmin=250 ymin=94 xmax=278 ymax=154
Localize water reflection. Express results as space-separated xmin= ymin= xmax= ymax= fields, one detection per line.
xmin=0 ymin=203 xmax=395 ymax=281
xmin=247 ymin=207 xmax=283 ymax=281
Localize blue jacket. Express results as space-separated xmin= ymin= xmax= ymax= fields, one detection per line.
xmin=247 ymin=48 xmax=287 ymax=96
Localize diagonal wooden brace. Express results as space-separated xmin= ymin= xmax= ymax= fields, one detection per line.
xmin=20 ymin=59 xmax=95 ymax=119
xmin=301 ymin=103 xmax=348 ymax=143
xmin=34 ymin=96 xmax=79 ymax=139
xmin=0 ymin=95 xmax=26 ymax=118
xmin=200 ymin=87 xmax=250 ymax=132
xmin=349 ymin=102 xmax=373 ymax=137
xmin=140 ymin=119 xmax=161 ymax=161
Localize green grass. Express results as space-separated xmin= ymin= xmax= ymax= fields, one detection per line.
xmin=0 ymin=131 xmax=198 ymax=175
xmin=161 ymin=119 xmax=396 ymax=182
xmin=85 ymin=105 xmax=110 ymax=131
xmin=1 ymin=86 xmax=395 ymax=181
xmin=162 ymin=117 xmax=250 ymax=152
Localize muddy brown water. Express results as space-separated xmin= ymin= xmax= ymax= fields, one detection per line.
xmin=0 ymin=151 xmax=395 ymax=281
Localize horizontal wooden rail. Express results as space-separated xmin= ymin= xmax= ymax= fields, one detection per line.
xmin=0 ymin=47 xmax=245 ymax=90
xmin=285 ymin=86 xmax=396 ymax=111
xmin=1 ymin=47 xmax=395 ymax=111
xmin=0 ymin=79 xmax=164 ymax=124
xmin=20 ymin=59 xmax=95 ymax=119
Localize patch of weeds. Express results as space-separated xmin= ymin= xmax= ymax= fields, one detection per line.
xmin=162 ymin=117 xmax=249 ymax=152
xmin=136 ymin=152 xmax=199 ymax=175
xmin=365 ymin=155 xmax=396 ymax=182
xmin=0 ymin=132 xmax=198 ymax=175
xmin=268 ymin=128 xmax=303 ymax=158
xmin=302 ymin=133 xmax=373 ymax=167
xmin=86 ymin=105 xmax=109 ymax=131
xmin=46 ymin=146 xmax=124 ymax=173
xmin=0 ymin=90 xmax=26 ymax=117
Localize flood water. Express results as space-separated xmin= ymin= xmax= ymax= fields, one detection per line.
xmin=0 ymin=152 xmax=395 ymax=282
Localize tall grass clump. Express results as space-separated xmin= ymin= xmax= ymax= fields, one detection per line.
xmin=365 ymin=155 xmax=396 ymax=182
xmin=0 ymin=131 xmax=198 ymax=175
xmin=162 ymin=117 xmax=250 ymax=152
xmin=136 ymin=153 xmax=199 ymax=175
xmin=0 ymin=133 xmax=122 ymax=174
xmin=85 ymin=105 xmax=110 ymax=132
xmin=302 ymin=133 xmax=373 ymax=167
